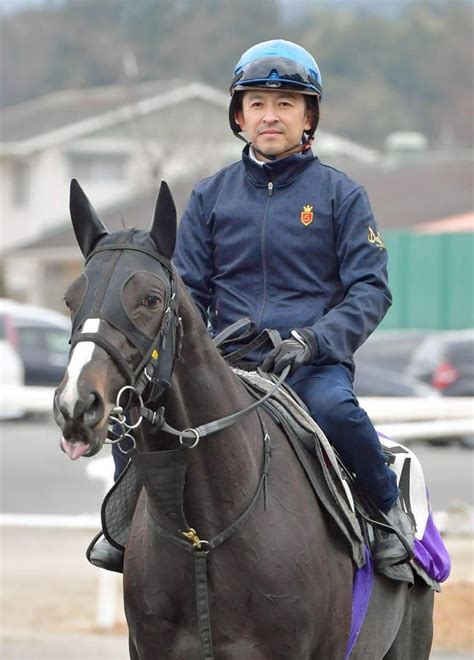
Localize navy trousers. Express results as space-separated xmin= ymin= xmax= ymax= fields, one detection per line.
xmin=112 ymin=439 xmax=132 ymax=481
xmin=288 ymin=363 xmax=399 ymax=513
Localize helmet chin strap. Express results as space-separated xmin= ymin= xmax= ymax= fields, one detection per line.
xmin=252 ymin=138 xmax=313 ymax=161
xmin=235 ymin=131 xmax=314 ymax=162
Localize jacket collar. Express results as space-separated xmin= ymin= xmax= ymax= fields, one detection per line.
xmin=242 ymin=144 xmax=315 ymax=187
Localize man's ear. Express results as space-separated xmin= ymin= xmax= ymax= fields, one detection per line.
xmin=304 ymin=103 xmax=314 ymax=133
xmin=235 ymin=110 xmax=244 ymax=131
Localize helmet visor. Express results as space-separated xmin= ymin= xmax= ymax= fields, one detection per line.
xmin=231 ymin=56 xmax=321 ymax=97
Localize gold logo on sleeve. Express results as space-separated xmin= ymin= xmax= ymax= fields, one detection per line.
xmin=368 ymin=226 xmax=386 ymax=249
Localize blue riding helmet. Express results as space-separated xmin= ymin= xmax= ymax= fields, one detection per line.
xmin=229 ymin=39 xmax=322 ymax=139
xmin=231 ymin=39 xmax=322 ymax=98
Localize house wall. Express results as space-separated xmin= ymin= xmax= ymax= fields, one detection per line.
xmin=0 ymin=97 xmax=238 ymax=257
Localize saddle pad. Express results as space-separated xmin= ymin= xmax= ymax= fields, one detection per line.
xmin=378 ymin=436 xmax=451 ymax=585
xmin=101 ymin=459 xmax=142 ymax=550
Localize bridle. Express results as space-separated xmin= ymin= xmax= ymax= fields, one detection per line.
xmin=69 ymin=240 xmax=289 ymax=454
xmin=69 ymin=242 xmax=181 ymax=448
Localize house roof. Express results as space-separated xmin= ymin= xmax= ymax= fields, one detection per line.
xmin=347 ymin=154 xmax=474 ymax=229
xmin=0 ymin=80 xmax=229 ymax=155
xmin=1 ymin=79 xmax=379 ymax=164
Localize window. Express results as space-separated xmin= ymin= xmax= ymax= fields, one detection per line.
xmin=69 ymin=153 xmax=128 ymax=182
xmin=11 ymin=160 xmax=30 ymax=206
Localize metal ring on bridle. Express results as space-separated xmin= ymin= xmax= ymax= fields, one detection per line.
xmin=179 ymin=428 xmax=200 ymax=449
xmin=195 ymin=539 xmax=210 ymax=551
xmin=105 ymin=420 xmax=127 ymax=444
xmin=118 ymin=433 xmax=137 ymax=455
xmin=115 ymin=385 xmax=144 ymax=429
xmin=109 ymin=413 xmax=127 ymax=426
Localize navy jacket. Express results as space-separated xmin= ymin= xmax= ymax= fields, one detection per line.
xmin=174 ymin=146 xmax=392 ymax=369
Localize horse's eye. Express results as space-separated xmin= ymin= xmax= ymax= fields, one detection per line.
xmin=143 ymin=295 xmax=160 ymax=309
xmin=63 ymin=296 xmax=71 ymax=310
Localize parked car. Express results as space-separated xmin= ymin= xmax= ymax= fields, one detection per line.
xmin=0 ymin=333 xmax=25 ymax=419
xmin=407 ymin=329 xmax=474 ymax=396
xmin=353 ymin=329 xmax=437 ymax=397
xmin=353 ymin=362 xmax=436 ymax=397
xmin=0 ymin=299 xmax=71 ymax=387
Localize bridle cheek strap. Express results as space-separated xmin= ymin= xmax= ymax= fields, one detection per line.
xmin=134 ymin=300 xmax=183 ymax=398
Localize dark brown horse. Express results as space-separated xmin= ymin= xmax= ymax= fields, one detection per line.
xmin=54 ymin=179 xmax=434 ymax=660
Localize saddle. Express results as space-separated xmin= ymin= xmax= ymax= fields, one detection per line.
xmin=233 ymin=367 xmax=443 ymax=589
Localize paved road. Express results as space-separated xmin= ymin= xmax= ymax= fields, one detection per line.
xmin=1 ymin=415 xmax=473 ymax=516
xmin=1 ymin=416 xmax=105 ymax=515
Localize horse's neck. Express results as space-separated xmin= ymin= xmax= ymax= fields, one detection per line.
xmin=156 ymin=293 xmax=263 ymax=537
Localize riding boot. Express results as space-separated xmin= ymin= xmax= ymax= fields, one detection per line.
xmin=86 ymin=532 xmax=124 ymax=573
xmin=372 ymin=497 xmax=415 ymax=571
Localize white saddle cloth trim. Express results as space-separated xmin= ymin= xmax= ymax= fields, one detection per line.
xmin=379 ymin=437 xmax=430 ymax=540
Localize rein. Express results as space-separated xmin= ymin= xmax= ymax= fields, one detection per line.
xmin=138 ymin=364 xmax=290 ymax=447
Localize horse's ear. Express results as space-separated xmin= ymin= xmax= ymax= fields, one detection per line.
xmin=150 ymin=181 xmax=177 ymax=260
xmin=69 ymin=179 xmax=108 ymax=257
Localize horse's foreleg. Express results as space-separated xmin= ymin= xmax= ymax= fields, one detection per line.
xmin=129 ymin=635 xmax=140 ymax=660
xmin=383 ymin=580 xmax=434 ymax=660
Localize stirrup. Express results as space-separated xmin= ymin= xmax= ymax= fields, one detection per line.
xmin=86 ymin=531 xmax=124 ymax=573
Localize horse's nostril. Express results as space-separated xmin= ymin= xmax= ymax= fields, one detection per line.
xmin=83 ymin=392 xmax=105 ymax=428
xmin=55 ymin=394 xmax=70 ymax=422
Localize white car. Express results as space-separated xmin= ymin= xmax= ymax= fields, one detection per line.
xmin=0 ymin=337 xmax=24 ymax=419
xmin=0 ymin=299 xmax=71 ymax=419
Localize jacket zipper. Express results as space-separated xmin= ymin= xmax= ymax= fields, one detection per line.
xmin=256 ymin=179 xmax=274 ymax=327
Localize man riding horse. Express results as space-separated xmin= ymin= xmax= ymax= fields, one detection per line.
xmin=90 ymin=39 xmax=414 ymax=573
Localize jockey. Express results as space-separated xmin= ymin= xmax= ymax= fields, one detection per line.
xmin=174 ymin=39 xmax=414 ymax=570
xmin=90 ymin=39 xmax=414 ymax=572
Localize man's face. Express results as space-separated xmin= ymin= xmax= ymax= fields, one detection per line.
xmin=235 ymin=89 xmax=312 ymax=161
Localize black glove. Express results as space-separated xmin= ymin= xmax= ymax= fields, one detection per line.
xmin=262 ymin=329 xmax=315 ymax=376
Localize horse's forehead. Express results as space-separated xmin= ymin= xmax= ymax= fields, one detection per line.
xmin=87 ymin=233 xmax=166 ymax=281
xmin=97 ymin=228 xmax=156 ymax=251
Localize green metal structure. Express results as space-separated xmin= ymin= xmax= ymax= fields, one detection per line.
xmin=381 ymin=231 xmax=474 ymax=330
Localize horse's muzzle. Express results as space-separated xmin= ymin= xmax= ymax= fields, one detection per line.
xmin=60 ymin=436 xmax=93 ymax=460
xmin=53 ymin=386 xmax=106 ymax=459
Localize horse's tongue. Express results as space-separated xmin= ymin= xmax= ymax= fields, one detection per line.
xmin=61 ymin=437 xmax=91 ymax=460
